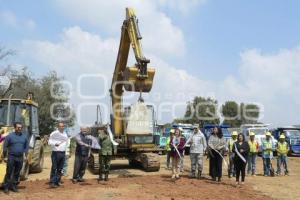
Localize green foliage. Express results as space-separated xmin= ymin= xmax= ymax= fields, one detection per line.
xmin=221 ymin=101 xmax=260 ymax=127
xmin=175 ymin=96 xmax=220 ymax=127
xmin=3 ymin=67 xmax=75 ymax=135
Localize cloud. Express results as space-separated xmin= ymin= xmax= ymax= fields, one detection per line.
xmin=22 ymin=26 xmax=300 ymax=126
xmin=22 ymin=26 xmax=213 ymax=124
xmin=0 ymin=10 xmax=36 ymax=30
xmin=51 ymin=0 xmax=206 ymax=57
xmin=219 ymin=47 xmax=300 ymax=126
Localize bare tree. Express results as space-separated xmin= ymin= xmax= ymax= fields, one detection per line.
xmin=0 ymin=45 xmax=16 ymax=61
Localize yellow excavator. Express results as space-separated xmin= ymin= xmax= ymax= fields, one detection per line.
xmin=88 ymin=7 xmax=160 ymax=172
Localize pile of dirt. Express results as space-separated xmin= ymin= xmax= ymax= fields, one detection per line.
xmin=0 ymin=175 xmax=272 ymax=200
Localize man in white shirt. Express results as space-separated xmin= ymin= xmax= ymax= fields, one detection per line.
xmin=187 ymin=126 xmax=207 ymax=179
xmin=48 ymin=122 xmax=68 ymax=188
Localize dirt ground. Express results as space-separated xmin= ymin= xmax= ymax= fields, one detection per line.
xmin=0 ymin=154 xmax=299 ymax=200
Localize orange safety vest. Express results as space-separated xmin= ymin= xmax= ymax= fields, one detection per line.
xmin=277 ymin=142 xmax=288 ymax=155
xmin=248 ymin=140 xmax=258 ymax=153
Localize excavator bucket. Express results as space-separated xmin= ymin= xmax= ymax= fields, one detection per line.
xmin=124 ymin=66 xmax=155 ymax=92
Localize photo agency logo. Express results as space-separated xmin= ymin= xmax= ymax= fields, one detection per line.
xmin=49 ymin=73 xmax=264 ymax=125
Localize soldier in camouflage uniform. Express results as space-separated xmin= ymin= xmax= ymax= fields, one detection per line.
xmin=98 ymin=130 xmax=113 ymax=182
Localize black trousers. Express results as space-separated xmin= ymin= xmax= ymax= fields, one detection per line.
xmin=209 ymin=150 xmax=223 ymax=179
xmin=3 ymin=155 xmax=23 ymax=189
xmin=72 ymin=154 xmax=89 ymax=180
xmin=234 ymin=158 xmax=246 ymax=182
xmin=50 ymin=151 xmax=65 ymax=185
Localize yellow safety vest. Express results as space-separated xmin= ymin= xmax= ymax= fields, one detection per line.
xmin=228 ymin=138 xmax=237 ymax=153
xmin=248 ymin=140 xmax=258 ymax=153
xmin=166 ymin=137 xmax=171 ymax=151
xmin=277 ymin=142 xmax=288 ymax=155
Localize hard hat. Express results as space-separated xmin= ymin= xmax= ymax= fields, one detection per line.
xmin=265 ymin=132 xmax=272 ymax=136
xmin=249 ymin=132 xmax=255 ymax=136
xmin=231 ymin=131 xmax=238 ymax=136
xmin=170 ymin=129 xmax=175 ymax=134
xmin=178 ymin=127 xmax=184 ymax=132
xmin=279 ymin=135 xmax=285 ymax=139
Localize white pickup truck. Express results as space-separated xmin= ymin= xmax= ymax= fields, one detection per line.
xmin=241 ymin=124 xmax=278 ymax=153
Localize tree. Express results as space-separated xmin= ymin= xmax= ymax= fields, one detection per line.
xmin=2 ymin=67 xmax=75 ymax=135
xmin=174 ymin=96 xmax=220 ymax=127
xmin=240 ymin=103 xmax=260 ymax=124
xmin=221 ymin=101 xmax=260 ymax=127
xmin=222 ymin=101 xmax=242 ymax=127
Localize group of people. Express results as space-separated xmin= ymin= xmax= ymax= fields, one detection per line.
xmin=0 ymin=122 xmax=113 ymax=193
xmin=166 ymin=126 xmax=290 ymax=185
xmin=47 ymin=122 xmax=113 ymax=188
xmin=0 ymin=121 xmax=291 ymax=193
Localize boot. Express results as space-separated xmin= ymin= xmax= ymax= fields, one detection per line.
xmin=197 ymin=171 xmax=202 ymax=179
xmin=104 ymin=173 xmax=109 ymax=181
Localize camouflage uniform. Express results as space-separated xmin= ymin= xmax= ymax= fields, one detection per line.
xmin=99 ymin=132 xmax=113 ymax=181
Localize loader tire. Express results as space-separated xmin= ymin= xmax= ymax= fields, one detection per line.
xmin=30 ymin=139 xmax=44 ymax=173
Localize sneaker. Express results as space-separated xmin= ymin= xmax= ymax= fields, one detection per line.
xmin=235 ymin=182 xmax=239 ymax=185
xmin=241 ymin=182 xmax=245 ymax=185
xmin=77 ymin=178 xmax=85 ymax=182
xmin=175 ymin=174 xmax=180 ymax=179
xmin=171 ymin=174 xmax=176 ymax=179
xmin=217 ymin=177 xmax=221 ymax=182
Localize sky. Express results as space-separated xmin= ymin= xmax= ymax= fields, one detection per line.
xmin=0 ymin=0 xmax=300 ymax=127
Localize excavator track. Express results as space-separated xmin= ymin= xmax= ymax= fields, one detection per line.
xmin=140 ymin=153 xmax=160 ymax=172
xmin=88 ymin=153 xmax=100 ymax=174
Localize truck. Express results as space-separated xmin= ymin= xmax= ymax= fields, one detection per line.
xmin=241 ymin=124 xmax=277 ymax=153
xmin=202 ymin=124 xmax=231 ymax=153
xmin=272 ymin=126 xmax=300 ymax=156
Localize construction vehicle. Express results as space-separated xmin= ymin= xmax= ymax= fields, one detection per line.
xmin=202 ymin=124 xmax=231 ymax=154
xmin=272 ymin=126 xmax=300 ymax=156
xmin=241 ymin=124 xmax=277 ymax=153
xmin=0 ymin=75 xmax=44 ymax=183
xmin=88 ymin=105 xmax=104 ymax=174
xmin=90 ymin=8 xmax=160 ymax=172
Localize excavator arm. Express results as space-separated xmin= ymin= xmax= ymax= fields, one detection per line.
xmin=111 ymin=8 xmax=155 ymax=137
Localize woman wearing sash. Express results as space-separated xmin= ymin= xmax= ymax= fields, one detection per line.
xmin=232 ymin=133 xmax=249 ymax=185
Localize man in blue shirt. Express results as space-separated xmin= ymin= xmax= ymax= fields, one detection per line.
xmin=3 ymin=122 xmax=29 ymax=194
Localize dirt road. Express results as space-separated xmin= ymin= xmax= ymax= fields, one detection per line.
xmin=0 ymin=154 xmax=299 ymax=199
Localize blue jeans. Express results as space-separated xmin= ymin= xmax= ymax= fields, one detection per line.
xmin=247 ymin=153 xmax=257 ymax=175
xmin=50 ymin=151 xmax=65 ymax=185
xmin=3 ymin=155 xmax=23 ymax=189
xmin=262 ymin=157 xmax=271 ymax=176
xmin=63 ymin=156 xmax=69 ymax=176
xmin=276 ymin=155 xmax=288 ymax=175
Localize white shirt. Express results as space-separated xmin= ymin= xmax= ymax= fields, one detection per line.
xmin=188 ymin=131 xmax=207 ymax=154
xmin=48 ymin=130 xmax=68 ymax=152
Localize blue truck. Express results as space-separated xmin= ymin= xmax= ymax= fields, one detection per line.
xmin=202 ymin=124 xmax=231 ymax=154
xmin=272 ymin=126 xmax=300 ymax=156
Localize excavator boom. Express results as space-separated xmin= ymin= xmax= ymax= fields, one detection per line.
xmin=111 ymin=8 xmax=155 ymax=137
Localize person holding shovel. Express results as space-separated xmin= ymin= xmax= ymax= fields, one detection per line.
xmin=170 ymin=128 xmax=185 ymax=179
xmin=232 ymin=133 xmax=249 ymax=185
